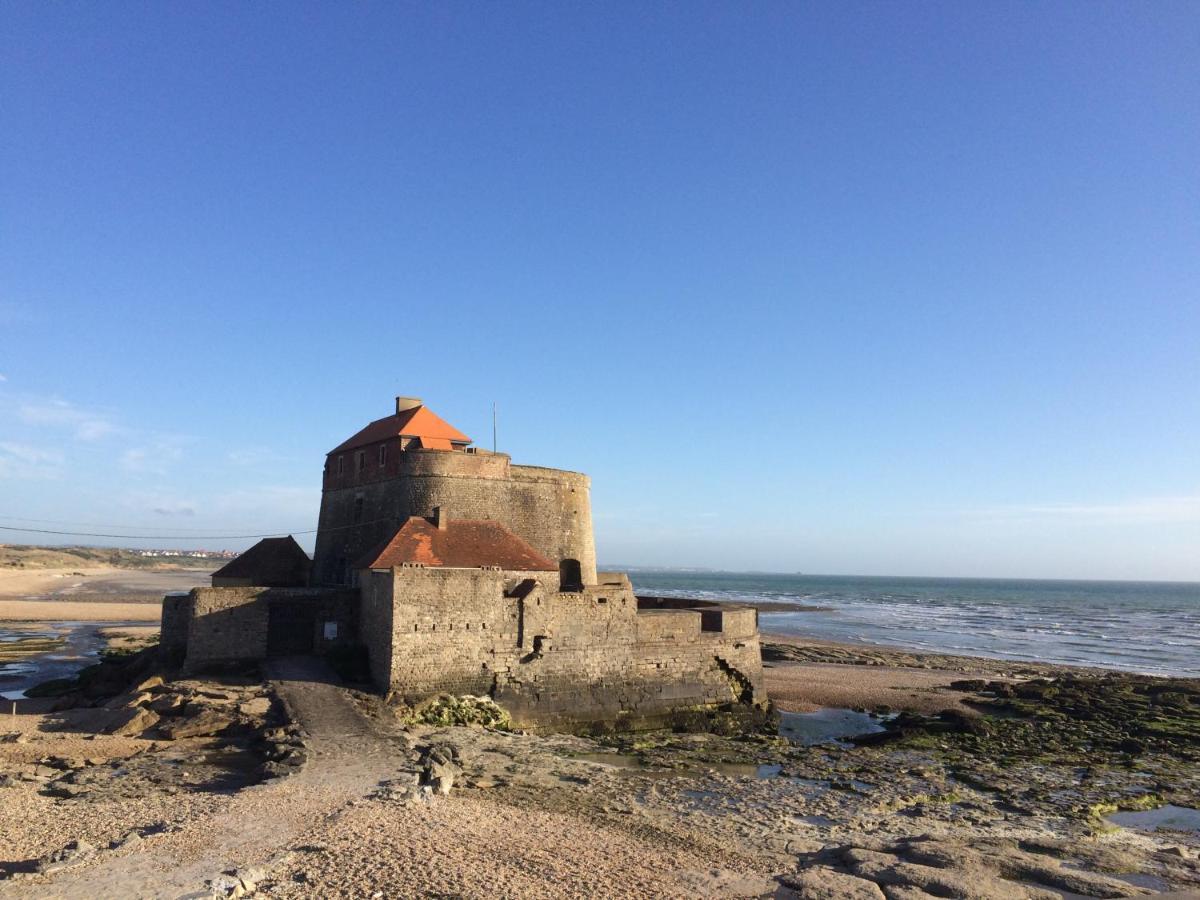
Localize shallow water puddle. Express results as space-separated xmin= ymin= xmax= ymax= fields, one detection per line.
xmin=778 ymin=708 xmax=891 ymax=746
xmin=1108 ymin=804 xmax=1200 ymax=833
xmin=0 ymin=620 xmax=122 ymax=699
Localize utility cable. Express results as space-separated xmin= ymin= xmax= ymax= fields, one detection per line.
xmin=0 ymin=516 xmax=400 ymax=542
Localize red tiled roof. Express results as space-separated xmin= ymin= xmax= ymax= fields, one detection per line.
xmin=415 ymin=436 xmax=452 ymax=451
xmin=356 ymin=517 xmax=556 ymax=571
xmin=329 ymin=405 xmax=471 ymax=455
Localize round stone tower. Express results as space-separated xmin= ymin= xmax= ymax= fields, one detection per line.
xmin=311 ymin=398 xmax=597 ymax=587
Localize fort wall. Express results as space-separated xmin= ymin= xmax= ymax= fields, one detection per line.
xmin=159 ymin=593 xmax=192 ymax=665
xmin=179 ymin=586 xmax=358 ymax=673
xmin=368 ymin=567 xmax=764 ymax=728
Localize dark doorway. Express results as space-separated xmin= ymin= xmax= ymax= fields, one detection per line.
xmin=267 ymin=601 xmax=317 ymax=655
xmin=559 ymin=558 xmax=583 ymax=592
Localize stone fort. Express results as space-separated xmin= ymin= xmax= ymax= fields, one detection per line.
xmin=162 ymin=397 xmax=765 ymax=727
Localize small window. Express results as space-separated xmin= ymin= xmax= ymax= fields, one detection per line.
xmin=354 ymin=495 xmax=364 ymax=523
xmin=355 ymin=450 xmax=365 ymax=473
xmin=336 ymin=455 xmax=344 ymax=476
xmin=379 ymin=444 xmax=387 ymax=467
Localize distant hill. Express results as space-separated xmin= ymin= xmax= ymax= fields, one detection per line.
xmin=0 ymin=544 xmax=225 ymax=571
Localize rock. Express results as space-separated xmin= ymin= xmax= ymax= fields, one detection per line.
xmin=197 ymin=689 xmax=237 ymax=701
xmin=259 ymin=761 xmax=297 ymax=779
xmin=105 ymin=706 xmax=160 ymax=737
xmin=418 ymin=742 xmax=463 ymax=797
xmin=207 ymin=874 xmax=243 ymax=896
xmin=42 ymin=782 xmax=89 ymax=798
xmin=43 ymin=755 xmax=85 ymax=770
xmin=111 ymin=829 xmax=142 ymax=850
xmin=49 ymin=693 xmax=85 ymax=712
xmin=36 ymin=839 xmax=97 ymax=874
xmin=158 ymin=709 xmax=233 ymax=740
xmin=783 ymin=866 xmax=887 ymax=899
xmin=844 ymin=848 xmax=904 ymax=867
xmin=135 ymin=674 xmax=165 ymax=692
xmin=881 ymin=888 xmax=940 ymax=900
xmin=102 ymin=690 xmax=152 ymax=710
xmin=849 ymin=859 xmax=1031 ymax=900
xmin=431 ymin=771 xmax=455 ymax=795
xmin=238 ymin=697 xmax=271 ymax=717
xmin=149 ymin=693 xmax=186 ymax=715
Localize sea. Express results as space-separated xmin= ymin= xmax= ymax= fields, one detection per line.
xmin=628 ymin=572 xmax=1200 ymax=678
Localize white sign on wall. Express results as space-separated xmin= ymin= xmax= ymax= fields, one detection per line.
xmin=323 ymin=621 xmax=338 ymax=640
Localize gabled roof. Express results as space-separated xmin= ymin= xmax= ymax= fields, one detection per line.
xmin=329 ymin=405 xmax=471 ymax=455
xmin=356 ymin=517 xmax=556 ymax=571
xmin=211 ymin=536 xmax=311 ymax=587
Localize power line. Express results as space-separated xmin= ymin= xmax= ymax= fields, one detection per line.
xmin=0 ymin=514 xmax=291 ymax=535
xmin=0 ymin=516 xmax=399 ymax=542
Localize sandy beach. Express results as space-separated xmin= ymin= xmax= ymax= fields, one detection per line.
xmin=0 ymin=565 xmax=213 ymax=623
xmin=0 ymin=565 xmax=211 ymax=601
xmin=0 ymin=600 xmax=162 ymax=623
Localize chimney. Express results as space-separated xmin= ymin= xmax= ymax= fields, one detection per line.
xmin=432 ymin=505 xmax=449 ymax=530
xmin=395 ymin=396 xmax=422 ymax=414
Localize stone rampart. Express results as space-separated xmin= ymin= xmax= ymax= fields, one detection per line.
xmin=369 ymin=567 xmax=764 ymax=728
xmin=179 ymin=586 xmax=358 ymax=672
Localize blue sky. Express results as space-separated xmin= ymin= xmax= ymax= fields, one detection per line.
xmin=2 ymin=3 xmax=1197 ymax=580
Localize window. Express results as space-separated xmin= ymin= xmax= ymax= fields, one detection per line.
xmin=355 ymin=450 xmax=365 ymax=473
xmin=354 ymin=495 xmax=364 ymax=523
xmin=379 ymin=444 xmax=387 ymax=467
xmin=336 ymin=455 xmax=344 ymax=476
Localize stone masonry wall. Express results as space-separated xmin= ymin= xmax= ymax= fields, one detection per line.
xmin=159 ymin=593 xmax=192 ymax=665
xmin=185 ymin=587 xmax=269 ymax=667
xmin=375 ymin=567 xmax=764 ymax=727
xmin=313 ymin=450 xmax=596 ymax=586
xmin=180 ymin=587 xmax=358 ymax=672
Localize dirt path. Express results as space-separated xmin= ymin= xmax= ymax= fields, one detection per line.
xmin=7 ymin=657 xmax=409 ymax=899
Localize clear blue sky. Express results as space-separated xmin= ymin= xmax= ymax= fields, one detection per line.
xmin=2 ymin=3 xmax=1197 ymax=580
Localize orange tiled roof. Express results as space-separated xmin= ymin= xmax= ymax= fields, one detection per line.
xmin=356 ymin=517 xmax=556 ymax=571
xmin=415 ymin=436 xmax=452 ymax=451
xmin=329 ymin=405 xmax=471 ymax=455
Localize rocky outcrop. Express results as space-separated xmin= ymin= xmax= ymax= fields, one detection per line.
xmin=790 ymin=837 xmax=1152 ymax=900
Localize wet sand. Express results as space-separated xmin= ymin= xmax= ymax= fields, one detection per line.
xmin=0 ymin=600 xmax=162 ymax=623
xmin=0 ymin=566 xmax=210 ymax=602
xmin=0 ymin=566 xmax=211 ymax=623
xmin=763 ymin=659 xmax=981 ymax=715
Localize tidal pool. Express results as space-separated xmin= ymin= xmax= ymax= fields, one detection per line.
xmin=0 ymin=621 xmax=127 ymax=700
xmin=778 ymin=708 xmax=891 ymax=746
xmin=1108 ymin=804 xmax=1200 ymax=833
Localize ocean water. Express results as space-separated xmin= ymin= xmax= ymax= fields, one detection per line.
xmin=629 ymin=572 xmax=1200 ymax=678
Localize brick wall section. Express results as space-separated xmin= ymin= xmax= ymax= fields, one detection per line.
xmin=371 ymin=567 xmax=765 ymax=728
xmin=312 ymin=450 xmax=596 ymax=587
